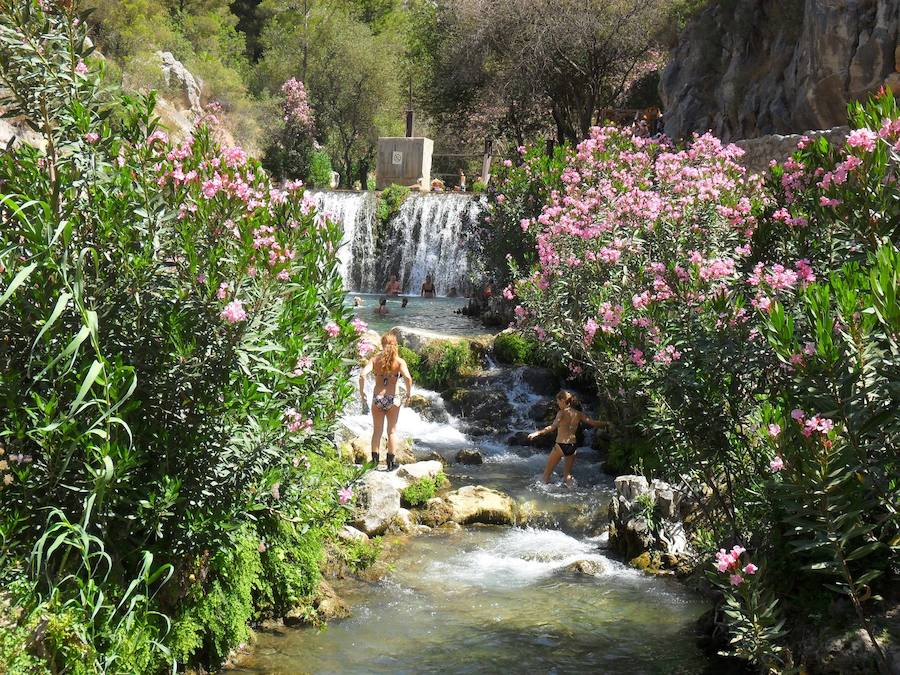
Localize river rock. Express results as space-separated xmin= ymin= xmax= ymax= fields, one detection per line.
xmin=608 ymin=475 xmax=691 ymax=564
xmin=397 ymin=460 xmax=443 ymax=483
xmin=444 ymin=486 xmax=515 ymax=525
xmin=390 ymin=508 xmax=415 ymax=534
xmin=406 ymin=394 xmax=449 ymax=423
xmin=389 ymin=326 xmax=466 ymax=354
xmin=508 ymin=430 xmax=555 ymax=450
xmin=444 ymin=387 xmax=513 ymax=421
xmin=336 ymin=525 xmax=369 ymax=544
xmin=416 ymin=497 xmax=455 ymax=527
xmin=528 ymin=398 xmax=557 ymax=423
xmin=156 ymin=51 xmax=203 ymax=113
xmin=313 ymin=581 xmax=351 ymax=621
xmin=566 ymin=559 xmax=607 ymax=577
xmin=352 ymin=472 xmax=401 ymax=536
xmin=455 ymin=448 xmax=484 ymax=465
xmin=520 ymin=367 xmax=559 ymax=396
xmin=344 ymin=436 xmax=416 ymax=466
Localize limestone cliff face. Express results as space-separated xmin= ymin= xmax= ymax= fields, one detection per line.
xmin=661 ymin=0 xmax=900 ymax=141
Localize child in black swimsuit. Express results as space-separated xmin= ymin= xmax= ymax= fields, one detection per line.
xmin=529 ymin=390 xmax=610 ymax=485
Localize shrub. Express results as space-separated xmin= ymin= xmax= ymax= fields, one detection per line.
xmin=471 ymin=180 xmax=487 ymax=193
xmin=307 ymin=150 xmax=333 ymax=188
xmin=0 ymin=4 xmax=364 ymax=671
xmin=418 ymin=341 xmax=478 ymax=390
xmin=493 ymin=331 xmax=536 ymax=364
xmin=400 ymin=471 xmax=447 ymax=507
xmin=506 ymin=93 xmax=900 ymax=670
xmin=376 ymin=183 xmax=410 ymax=228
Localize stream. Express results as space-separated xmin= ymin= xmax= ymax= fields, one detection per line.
xmin=232 ymin=351 xmax=714 ymax=674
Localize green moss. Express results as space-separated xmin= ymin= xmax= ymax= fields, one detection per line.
xmin=401 ymin=471 xmax=447 ymax=507
xmin=493 ymin=332 xmax=536 ymax=365
xmin=169 ymin=535 xmax=262 ymax=668
xmin=332 ymin=537 xmax=381 ymax=574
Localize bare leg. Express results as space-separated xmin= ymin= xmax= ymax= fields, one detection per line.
xmin=543 ymin=445 xmax=563 ymax=483
xmin=563 ymin=453 xmax=576 ymax=485
xmin=370 ymin=406 xmax=385 ymax=466
xmin=385 ymin=404 xmax=401 ymax=469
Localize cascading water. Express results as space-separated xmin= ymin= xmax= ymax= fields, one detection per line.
xmin=309 ymin=190 xmax=480 ymax=295
xmin=307 ymin=191 xmax=377 ymax=291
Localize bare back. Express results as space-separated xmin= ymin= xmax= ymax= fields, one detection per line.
xmin=553 ymin=408 xmax=585 ymax=444
xmin=373 ymin=360 xmax=402 ymax=397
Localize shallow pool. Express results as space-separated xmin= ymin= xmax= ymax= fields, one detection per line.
xmin=347 ymin=293 xmax=485 ymax=336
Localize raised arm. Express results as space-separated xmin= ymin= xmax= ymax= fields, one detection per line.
xmin=358 ymin=358 xmax=373 ymax=404
xmin=399 ymin=358 xmax=413 ymax=404
xmin=581 ymin=412 xmax=610 ymax=429
xmin=529 ymin=412 xmax=561 ymax=440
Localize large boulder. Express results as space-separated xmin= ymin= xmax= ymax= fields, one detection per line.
xmin=397 ymin=460 xmax=443 ymax=483
xmin=507 ymin=430 xmax=555 ymax=450
xmin=444 ymin=387 xmax=513 ymax=421
xmin=660 ymin=0 xmax=900 ymax=142
xmin=520 ymin=367 xmax=559 ymax=396
xmin=417 ymin=496 xmax=455 ymax=527
xmin=389 ymin=326 xmax=464 ymax=354
xmin=352 ymin=472 xmax=401 ymax=536
xmin=343 ymin=436 xmax=415 ymax=466
xmin=607 ymin=475 xmax=691 ymax=564
xmin=444 ymin=486 xmax=515 ymax=525
xmin=155 ymin=51 xmax=203 ymax=113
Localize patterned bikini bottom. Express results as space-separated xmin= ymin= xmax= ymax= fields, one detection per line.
xmin=373 ymin=394 xmax=397 ymax=412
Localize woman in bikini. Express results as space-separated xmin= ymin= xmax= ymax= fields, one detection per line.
xmin=358 ymin=333 xmax=413 ymax=471
xmin=421 ymin=274 xmax=436 ymax=298
xmin=528 ymin=390 xmax=610 ymax=485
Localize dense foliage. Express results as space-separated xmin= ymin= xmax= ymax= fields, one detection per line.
xmin=502 ymin=95 xmax=899 ymax=671
xmin=0 ymin=3 xmax=364 ymax=671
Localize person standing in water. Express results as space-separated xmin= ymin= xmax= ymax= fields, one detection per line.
xmin=385 ymin=274 xmax=401 ymax=296
xmin=529 ymin=390 xmax=610 ymax=485
xmin=421 ymin=274 xmax=436 ymax=298
xmin=359 ymin=334 xmax=413 ymax=471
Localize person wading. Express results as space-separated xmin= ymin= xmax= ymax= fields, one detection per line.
xmin=359 ymin=334 xmax=413 ymax=471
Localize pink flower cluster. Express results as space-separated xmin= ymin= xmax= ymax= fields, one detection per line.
xmin=338 ymin=486 xmax=354 ymax=504
xmin=221 ymin=300 xmax=247 ymax=324
xmin=281 ymin=78 xmax=314 ymax=133
xmin=324 ymin=321 xmax=341 ymax=337
xmin=714 ymin=544 xmax=757 ymax=586
xmin=791 ymin=409 xmax=835 ymax=438
xmin=284 ymin=408 xmax=313 ymax=433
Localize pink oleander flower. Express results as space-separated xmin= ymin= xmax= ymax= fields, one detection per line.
xmin=75 ymin=60 xmax=88 ymax=75
xmin=221 ymin=300 xmax=247 ymax=324
xmin=502 ymin=285 xmax=515 ymax=300
xmin=277 ymin=269 xmax=290 ymax=281
xmin=630 ymin=348 xmax=646 ymax=367
xmin=791 ymin=408 xmax=805 ymax=421
xmin=767 ymin=423 xmax=781 ymax=437
xmin=284 ymin=408 xmax=312 ymax=433
xmin=819 ymin=196 xmax=842 ymax=207
xmin=584 ymin=318 xmax=599 ymax=344
xmin=358 ymin=341 xmax=375 ymax=358
xmin=217 ymin=282 xmax=229 ymax=300
xmin=293 ymin=356 xmax=313 ymax=376
xmin=339 ymin=486 xmax=353 ymax=505
xmin=503 ymin=159 xmax=513 ymax=167
xmin=533 ymin=326 xmax=546 ymax=341
xmin=324 ymin=321 xmax=340 ymax=337
xmin=770 ymin=455 xmax=784 ymax=472
xmin=730 ymin=574 xmax=744 ymax=586
xmin=351 ymin=317 xmax=369 ymax=334
xmin=743 ymin=563 xmax=758 ymax=575
xmin=258 ymin=541 xmax=267 ymax=553
xmin=846 ymin=128 xmax=877 ymax=152
xmin=196 ymin=273 xmax=206 ymax=284
xmin=83 ymin=132 xmax=99 ymax=144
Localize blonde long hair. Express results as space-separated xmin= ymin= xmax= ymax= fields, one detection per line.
xmin=377 ymin=333 xmax=399 ymax=372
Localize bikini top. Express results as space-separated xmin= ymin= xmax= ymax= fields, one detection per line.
xmin=377 ymin=369 xmax=400 ymax=387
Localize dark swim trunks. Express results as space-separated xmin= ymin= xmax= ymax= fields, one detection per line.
xmin=558 ymin=443 xmax=577 ymax=457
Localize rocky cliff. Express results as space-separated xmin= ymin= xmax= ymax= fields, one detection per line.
xmin=661 ymin=0 xmax=900 ymax=141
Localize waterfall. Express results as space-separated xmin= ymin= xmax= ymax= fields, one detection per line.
xmin=308 ymin=190 xmax=377 ymax=291
xmin=309 ymin=190 xmax=480 ymax=295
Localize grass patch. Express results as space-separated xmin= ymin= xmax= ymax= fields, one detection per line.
xmin=493 ymin=331 xmax=537 ymax=365
xmin=400 ymin=471 xmax=447 ymax=507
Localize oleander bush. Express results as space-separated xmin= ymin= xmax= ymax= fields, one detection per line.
xmin=0 ymin=2 xmax=364 ymax=671
xmin=502 ymin=94 xmax=900 ymax=671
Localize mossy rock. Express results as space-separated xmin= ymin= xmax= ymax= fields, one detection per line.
xmin=628 ymin=551 xmax=666 ymax=575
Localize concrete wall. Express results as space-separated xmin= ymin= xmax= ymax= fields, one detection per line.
xmin=376 ymin=137 xmax=433 ymax=191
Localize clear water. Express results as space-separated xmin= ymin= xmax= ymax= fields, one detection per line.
xmin=347 ymin=293 xmax=485 ymax=337
xmin=232 ymin=351 xmax=712 ymax=674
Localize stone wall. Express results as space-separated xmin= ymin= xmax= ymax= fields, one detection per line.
xmin=661 ymin=0 xmax=900 ymax=142
xmin=735 ymin=125 xmax=850 ymax=172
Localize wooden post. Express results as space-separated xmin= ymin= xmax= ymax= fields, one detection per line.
xmin=481 ymin=138 xmax=493 ymax=185
xmin=545 ymin=138 xmax=555 ymax=157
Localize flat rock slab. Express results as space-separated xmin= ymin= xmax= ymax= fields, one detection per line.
xmin=444 ymin=485 xmax=515 ymax=525
xmin=397 ymin=460 xmax=443 ymax=483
